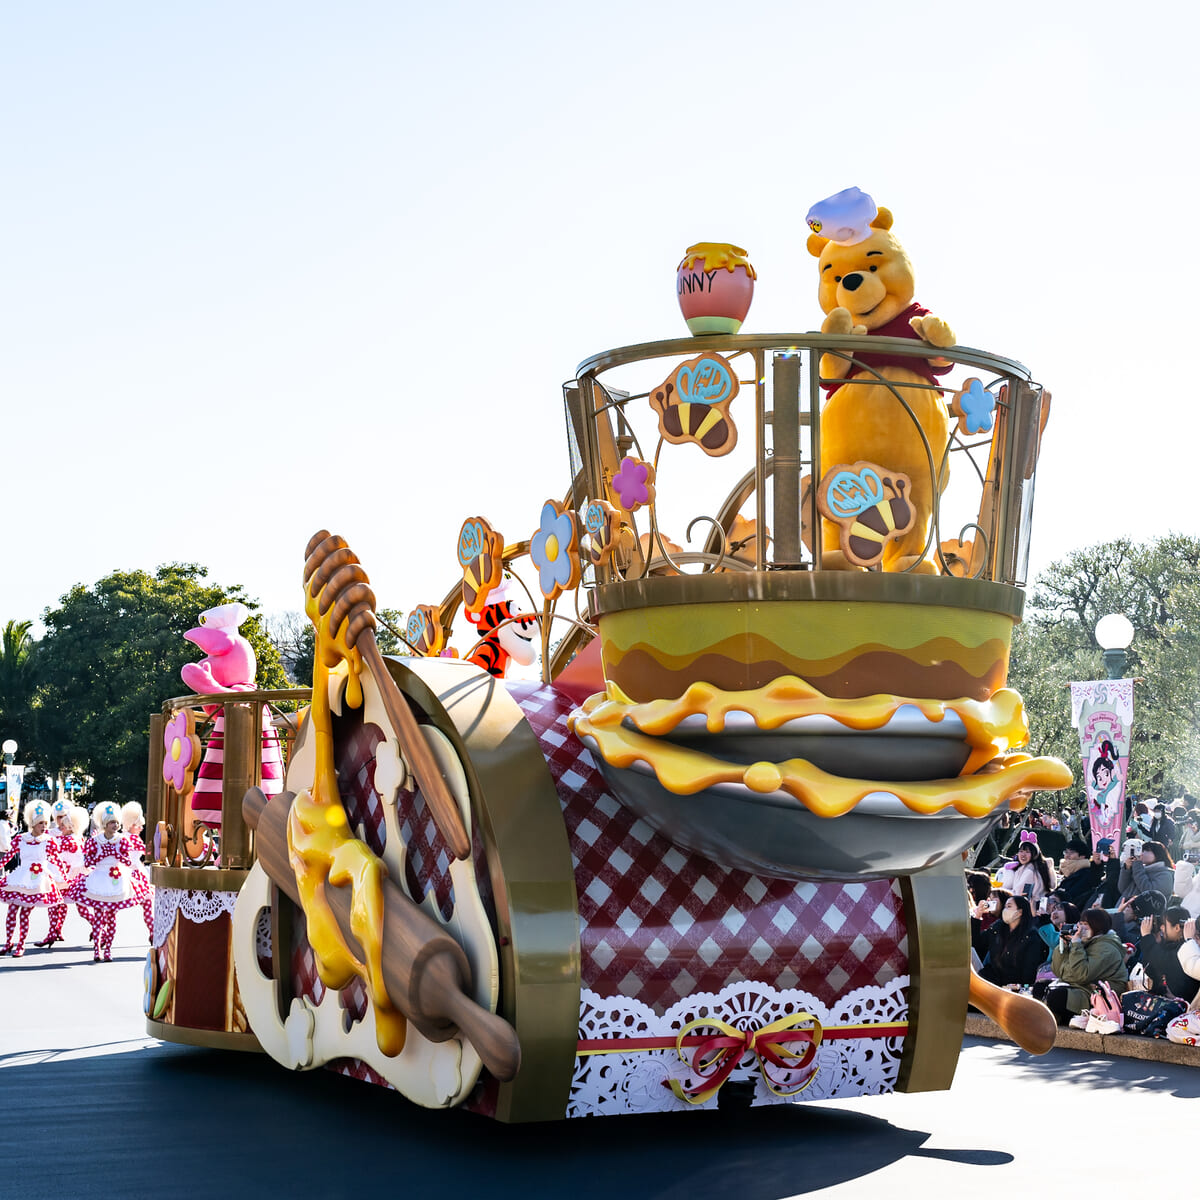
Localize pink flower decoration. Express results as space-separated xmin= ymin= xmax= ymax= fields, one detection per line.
xmin=162 ymin=710 xmax=201 ymax=795
xmin=611 ymin=456 xmax=656 ymax=512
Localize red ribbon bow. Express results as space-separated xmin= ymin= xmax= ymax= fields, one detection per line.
xmin=668 ymin=1012 xmax=823 ymax=1105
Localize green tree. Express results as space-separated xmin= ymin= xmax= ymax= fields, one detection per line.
xmin=266 ymin=605 xmax=410 ymax=690
xmin=375 ymin=607 xmax=411 ymax=657
xmin=1010 ymin=535 xmax=1200 ymax=800
xmin=0 ymin=619 xmax=39 ymax=760
xmin=36 ymin=565 xmax=288 ymax=804
xmin=265 ymin=612 xmax=314 ymax=686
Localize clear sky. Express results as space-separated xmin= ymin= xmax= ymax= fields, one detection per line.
xmin=4 ymin=1 xmax=1197 ymax=636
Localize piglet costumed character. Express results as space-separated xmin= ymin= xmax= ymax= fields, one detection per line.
xmin=66 ymin=801 xmax=153 ymax=962
xmin=0 ymin=800 xmax=65 ymax=957
xmin=182 ymin=603 xmax=283 ymax=828
xmin=38 ymin=797 xmax=89 ymax=946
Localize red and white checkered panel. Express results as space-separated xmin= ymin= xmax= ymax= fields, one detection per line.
xmin=396 ymin=781 xmax=455 ymax=922
xmin=506 ymin=681 xmax=909 ymax=1015
xmin=291 ymin=907 xmax=327 ymax=1007
xmin=334 ymin=718 xmax=386 ymax=856
xmin=332 ymin=707 xmax=495 ymax=926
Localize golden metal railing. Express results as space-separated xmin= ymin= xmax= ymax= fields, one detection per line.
xmin=146 ymin=688 xmax=309 ymax=871
xmin=567 ymin=333 xmax=1048 ymax=589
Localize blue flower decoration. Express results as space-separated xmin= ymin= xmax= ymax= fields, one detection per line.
xmin=954 ymin=378 xmax=996 ymax=435
xmin=529 ymin=500 xmax=582 ymax=601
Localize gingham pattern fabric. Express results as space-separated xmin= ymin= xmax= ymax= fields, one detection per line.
xmin=336 ymin=722 xmax=386 ymax=854
xmin=507 ymin=681 xmax=909 ymax=1014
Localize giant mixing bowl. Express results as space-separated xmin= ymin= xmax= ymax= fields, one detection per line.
xmin=580 ymin=571 xmax=1042 ymax=880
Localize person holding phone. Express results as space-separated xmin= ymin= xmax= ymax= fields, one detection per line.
xmin=1177 ymin=914 xmax=1200 ymax=990
xmin=971 ymin=888 xmax=1011 ymax=961
xmin=1139 ymin=907 xmax=1199 ymax=1002
xmin=1116 ymin=840 xmax=1175 ymax=909
xmin=1046 ymin=907 xmax=1130 ymax=1024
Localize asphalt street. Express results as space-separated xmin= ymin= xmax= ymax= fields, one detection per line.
xmin=0 ymin=906 xmax=1183 ymax=1199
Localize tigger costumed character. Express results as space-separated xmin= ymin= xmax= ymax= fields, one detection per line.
xmin=465 ymin=580 xmax=538 ymax=679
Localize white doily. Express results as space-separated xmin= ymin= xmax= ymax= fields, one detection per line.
xmin=255 ymin=906 xmax=273 ymax=967
xmin=568 ymin=976 xmax=909 ymax=1118
xmin=152 ymin=888 xmax=240 ymax=948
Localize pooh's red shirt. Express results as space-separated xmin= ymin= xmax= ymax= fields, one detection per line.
xmin=822 ymin=303 xmax=952 ymax=391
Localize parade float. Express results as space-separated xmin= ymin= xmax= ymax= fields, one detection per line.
xmin=142 ymin=190 xmax=1071 ymax=1121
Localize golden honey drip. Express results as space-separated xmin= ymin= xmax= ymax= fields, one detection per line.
xmin=286 ymin=586 xmax=406 ymax=1056
xmin=679 ymin=242 xmax=758 ymax=278
xmin=570 ymin=677 xmax=1073 ymax=819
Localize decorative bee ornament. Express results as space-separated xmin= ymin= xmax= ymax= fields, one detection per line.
xmin=649 ymin=352 xmax=739 ymax=457
xmin=816 ymin=461 xmax=916 ymax=568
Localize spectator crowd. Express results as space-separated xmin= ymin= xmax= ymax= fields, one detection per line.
xmin=969 ymin=796 xmax=1200 ymax=1043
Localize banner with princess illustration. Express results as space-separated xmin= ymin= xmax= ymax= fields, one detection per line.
xmin=1070 ymin=679 xmax=1134 ymax=853
xmin=4 ymin=764 xmax=23 ymax=809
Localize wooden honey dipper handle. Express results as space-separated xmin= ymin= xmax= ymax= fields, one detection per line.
xmin=355 ymin=631 xmax=471 ymax=860
xmin=303 ymin=530 xmax=470 ymax=860
xmin=244 ymin=788 xmax=521 ymax=1082
xmin=968 ymin=967 xmax=1057 ymax=1055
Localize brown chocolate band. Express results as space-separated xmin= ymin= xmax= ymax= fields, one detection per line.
xmin=606 ymin=647 xmax=1006 ymax=704
xmin=602 ymin=630 xmax=1009 ymax=681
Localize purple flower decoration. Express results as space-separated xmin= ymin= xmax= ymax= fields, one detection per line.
xmin=611 ymin=456 xmax=656 ymax=512
xmin=529 ymin=500 xmax=582 ymax=601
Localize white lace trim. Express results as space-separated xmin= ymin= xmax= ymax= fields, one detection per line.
xmin=568 ymin=976 xmax=909 ymax=1118
xmin=255 ymin=907 xmax=273 ymax=966
xmin=152 ymin=888 xmax=240 ymax=948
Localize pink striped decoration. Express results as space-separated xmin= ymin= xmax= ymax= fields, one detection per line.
xmin=191 ymin=706 xmax=284 ymax=822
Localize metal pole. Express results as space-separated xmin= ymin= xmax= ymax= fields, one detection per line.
xmin=771 ymin=354 xmax=801 ymax=567
xmin=221 ymin=702 xmax=256 ymax=870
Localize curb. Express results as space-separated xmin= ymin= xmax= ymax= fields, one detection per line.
xmin=965 ymin=1012 xmax=1200 ymax=1066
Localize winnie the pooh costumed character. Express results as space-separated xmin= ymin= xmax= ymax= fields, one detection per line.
xmin=807 ymin=189 xmax=954 ymax=573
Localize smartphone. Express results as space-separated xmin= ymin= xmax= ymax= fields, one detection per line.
xmin=1022 ymin=883 xmax=1034 ymax=898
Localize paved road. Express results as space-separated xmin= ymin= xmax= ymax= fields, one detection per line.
xmin=1 ymin=906 xmax=1185 ymax=1198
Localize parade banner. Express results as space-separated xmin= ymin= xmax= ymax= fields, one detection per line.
xmin=5 ymin=758 xmax=23 ymax=806
xmin=1070 ymin=679 xmax=1134 ymax=853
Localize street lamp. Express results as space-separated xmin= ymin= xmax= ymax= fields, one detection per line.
xmin=1 ymin=739 xmax=16 ymax=764
xmin=1095 ymin=613 xmax=1134 ymax=680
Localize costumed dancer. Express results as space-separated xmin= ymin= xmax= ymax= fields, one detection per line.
xmin=121 ymin=801 xmax=154 ymax=937
xmin=38 ymin=798 xmax=88 ymax=946
xmin=0 ymin=800 xmax=66 ymax=957
xmin=183 ymin=602 xmax=285 ymax=832
xmin=67 ymin=801 xmax=143 ymax=962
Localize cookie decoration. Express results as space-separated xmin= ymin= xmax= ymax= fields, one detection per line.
xmin=816 ymin=461 xmax=916 ymax=568
xmin=530 ymin=500 xmax=583 ymax=602
xmin=649 ymin=352 xmax=739 ymax=457
xmin=405 ymin=604 xmax=445 ymax=657
xmin=610 ymin=455 xmax=656 ymax=513
xmin=949 ymin=377 xmax=997 ymax=436
xmin=583 ymin=498 xmax=620 ymax=565
xmin=458 ymin=516 xmax=505 ymax=617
